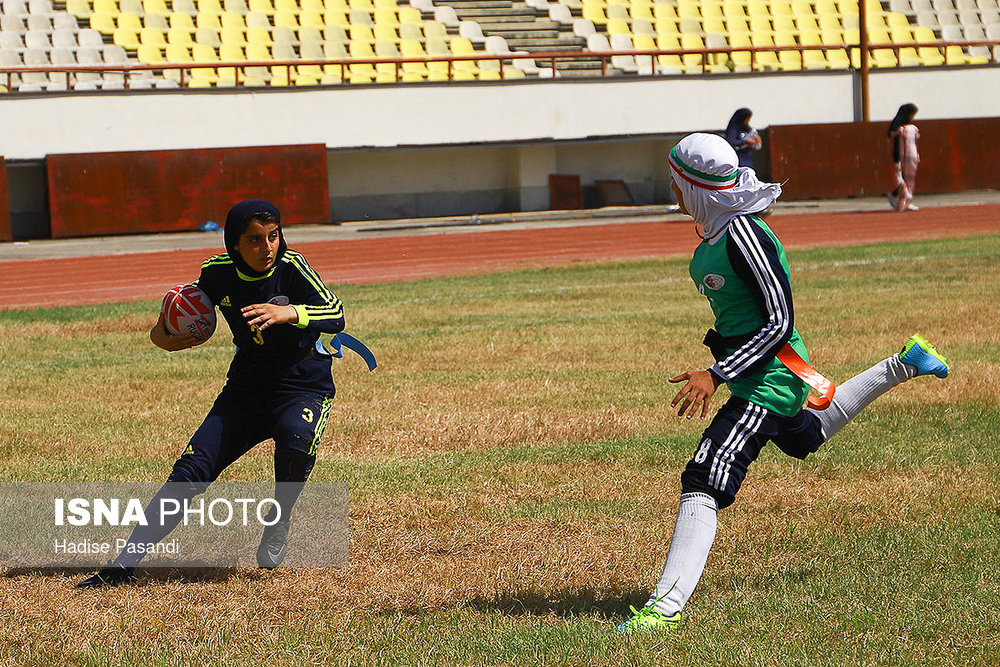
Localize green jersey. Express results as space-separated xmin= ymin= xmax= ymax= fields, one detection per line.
xmin=689 ymin=214 xmax=809 ymax=417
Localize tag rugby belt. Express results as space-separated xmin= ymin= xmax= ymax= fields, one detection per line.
xmin=703 ymin=329 xmax=835 ymax=410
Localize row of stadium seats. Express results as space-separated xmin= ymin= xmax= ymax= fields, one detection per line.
xmin=0 ymin=0 xmax=996 ymax=90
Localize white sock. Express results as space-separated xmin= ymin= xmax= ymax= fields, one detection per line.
xmin=648 ymin=492 xmax=718 ymax=615
xmin=809 ymin=354 xmax=916 ymax=441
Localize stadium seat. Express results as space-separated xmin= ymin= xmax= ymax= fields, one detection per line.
xmin=798 ymin=29 xmax=831 ymax=68
xmin=749 ymin=31 xmax=782 ymax=69
xmin=656 ymin=32 xmax=684 ymax=72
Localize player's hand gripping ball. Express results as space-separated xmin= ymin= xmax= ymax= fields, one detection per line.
xmin=161 ymin=284 xmax=216 ymax=343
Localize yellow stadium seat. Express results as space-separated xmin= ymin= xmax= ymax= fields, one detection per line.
xmin=350 ymin=24 xmax=375 ymax=43
xmin=826 ymin=45 xmax=851 ymax=68
xmin=170 ymin=12 xmax=196 ymax=30
xmin=114 ymin=27 xmax=141 ymax=49
xmin=702 ymin=16 xmax=726 ymax=33
xmin=198 ymin=0 xmax=224 ymax=13
xmin=726 ymin=17 xmax=750 ymax=35
xmin=606 ymin=17 xmax=630 ymax=34
xmin=165 ymin=42 xmax=192 ymax=61
xmin=653 ymin=2 xmax=677 ymax=20
xmin=886 ymin=12 xmax=910 ymax=28
xmin=197 ymin=13 xmax=221 ymax=29
xmin=373 ymin=23 xmax=398 ymax=41
xmin=868 ymin=28 xmax=898 ymax=66
xmin=772 ymin=14 xmax=795 ymax=32
xmin=814 ymin=0 xmax=837 ymax=14
xmin=655 ymin=32 xmax=683 ymax=71
xmin=324 ymin=9 xmax=350 ymax=27
xmin=771 ymin=0 xmax=793 ymax=16
xmin=913 ymin=26 xmax=945 ymax=66
xmin=88 ymin=13 xmax=114 ymax=36
xmin=723 ymin=1 xmax=748 ymax=20
xmin=774 ymin=30 xmax=803 ymax=69
xmin=220 ymin=12 xmax=245 ymax=29
xmin=296 ymin=10 xmax=324 ymax=27
xmin=631 ymin=2 xmax=654 ymax=20
xmin=248 ymin=0 xmax=273 ymax=12
xmin=137 ymin=43 xmax=164 ymax=62
xmin=582 ymin=3 xmax=607 ymax=24
xmin=676 ymin=0 xmax=700 ymax=19
xmin=399 ymin=37 xmax=428 ymax=81
xmin=349 ymin=0 xmax=373 ymax=9
xmin=272 ymin=10 xmax=297 ymax=27
xmin=140 ymin=27 xmax=167 ymax=46
xmin=246 ymin=26 xmax=272 ymax=44
xmin=750 ymin=31 xmax=782 ymax=69
xmin=117 ymin=12 xmax=143 ymax=31
xmin=790 ymin=0 xmax=812 ymax=15
xmin=167 ymin=26 xmax=194 ymax=44
xmin=701 ymin=1 xmax=723 ymax=18
xmin=373 ymin=7 xmax=398 ymax=26
xmin=749 ymin=15 xmax=772 ymax=33
xmin=655 ymin=16 xmax=679 ymax=35
xmin=301 ymin=0 xmax=325 ymax=9
xmin=798 ymin=30 xmax=830 ymax=68
xmin=220 ymin=26 xmax=246 ymax=45
xmin=398 ymin=6 xmax=420 ymax=23
xmin=93 ymin=0 xmax=117 ymax=13
xmin=728 ymin=32 xmax=753 ymax=71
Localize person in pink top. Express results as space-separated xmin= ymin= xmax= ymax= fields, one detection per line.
xmin=887 ymin=103 xmax=920 ymax=212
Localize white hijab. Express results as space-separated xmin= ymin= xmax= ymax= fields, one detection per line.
xmin=668 ymin=132 xmax=782 ymax=244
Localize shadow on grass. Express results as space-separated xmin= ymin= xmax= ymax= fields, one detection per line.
xmin=461 ymin=586 xmax=650 ymax=621
xmin=3 ymin=565 xmax=268 ymax=586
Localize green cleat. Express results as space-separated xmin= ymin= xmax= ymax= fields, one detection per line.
xmin=616 ymin=605 xmax=681 ymax=634
xmin=899 ymin=334 xmax=950 ymax=379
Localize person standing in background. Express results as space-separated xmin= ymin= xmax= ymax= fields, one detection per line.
xmin=887 ymin=103 xmax=920 ymax=212
xmin=724 ymin=108 xmax=762 ymax=169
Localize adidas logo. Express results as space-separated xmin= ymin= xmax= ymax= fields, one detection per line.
xmin=220 ymin=296 xmax=231 ymax=307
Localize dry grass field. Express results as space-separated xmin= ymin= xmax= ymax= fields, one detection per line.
xmin=0 ymin=235 xmax=998 ymax=666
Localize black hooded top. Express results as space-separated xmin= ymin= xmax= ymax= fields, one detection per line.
xmin=724 ymin=108 xmax=757 ymax=168
xmin=223 ymin=199 xmax=289 ymax=279
xmin=196 ymin=199 xmax=345 ymax=392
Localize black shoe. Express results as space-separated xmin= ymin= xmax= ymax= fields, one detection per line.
xmin=75 ymin=563 xmax=136 ymax=589
xmin=256 ymin=520 xmax=290 ymax=569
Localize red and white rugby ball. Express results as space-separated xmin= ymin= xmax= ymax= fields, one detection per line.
xmin=161 ymin=284 xmax=216 ymax=343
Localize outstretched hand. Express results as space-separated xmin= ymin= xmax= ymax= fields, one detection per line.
xmin=669 ymin=370 xmax=723 ymax=420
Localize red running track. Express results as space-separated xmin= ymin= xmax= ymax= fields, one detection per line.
xmin=2 ymin=203 xmax=999 ymax=310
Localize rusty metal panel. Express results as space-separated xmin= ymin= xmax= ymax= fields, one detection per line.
xmin=0 ymin=157 xmax=9 ymax=242
xmin=768 ymin=118 xmax=1000 ymax=200
xmin=46 ymin=144 xmax=329 ymax=239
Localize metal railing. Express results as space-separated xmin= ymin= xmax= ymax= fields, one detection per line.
xmin=0 ymin=39 xmax=996 ymax=91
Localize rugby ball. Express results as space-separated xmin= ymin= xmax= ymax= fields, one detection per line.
xmin=161 ymin=284 xmax=216 ymax=343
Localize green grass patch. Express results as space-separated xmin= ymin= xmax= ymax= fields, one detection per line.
xmin=1 ymin=235 xmax=998 ymax=665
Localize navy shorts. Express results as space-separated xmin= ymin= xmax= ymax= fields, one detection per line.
xmin=680 ymin=397 xmax=825 ymax=509
xmin=168 ymin=387 xmax=334 ymax=485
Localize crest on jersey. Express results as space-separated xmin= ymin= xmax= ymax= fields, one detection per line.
xmin=268 ymin=295 xmax=290 ymax=306
xmin=703 ymin=274 xmax=726 ymax=290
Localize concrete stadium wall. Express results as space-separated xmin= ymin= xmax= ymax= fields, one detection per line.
xmin=3 ymin=68 xmax=997 ymax=161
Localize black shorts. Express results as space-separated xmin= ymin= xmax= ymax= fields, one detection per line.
xmin=168 ymin=387 xmax=334 ymax=485
xmin=680 ymin=397 xmax=824 ymax=509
